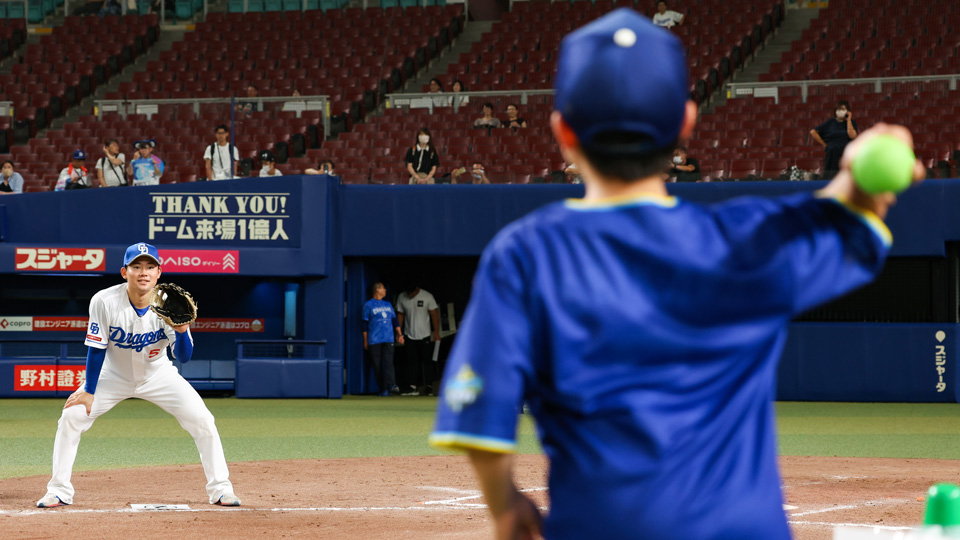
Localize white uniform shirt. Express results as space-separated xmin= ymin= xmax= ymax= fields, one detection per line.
xmin=203 ymin=142 xmax=240 ymax=180
xmin=396 ymin=289 xmax=439 ymax=340
xmin=652 ymin=10 xmax=683 ymax=28
xmin=96 ymin=154 xmax=127 ymax=187
xmin=84 ymin=284 xmax=191 ymax=387
xmin=259 ymin=166 xmax=283 ymax=177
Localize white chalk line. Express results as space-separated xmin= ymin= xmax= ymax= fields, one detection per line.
xmin=789 ymin=499 xmax=910 ymax=518
xmin=0 ymin=486 xmax=551 ymax=518
xmin=3 ymin=486 xmax=918 ymax=533
xmin=1 ymin=505 xmax=479 ymax=517
xmin=790 ymin=521 xmax=914 ymax=532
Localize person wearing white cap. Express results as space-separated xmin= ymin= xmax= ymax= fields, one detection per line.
xmin=55 ymin=150 xmax=90 ymax=191
xmin=128 ymin=139 xmax=164 ymax=186
xmin=430 ymin=8 xmax=923 ymax=540
xmin=36 ymin=242 xmax=241 ymax=509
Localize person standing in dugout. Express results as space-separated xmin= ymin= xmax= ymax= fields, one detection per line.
xmin=36 ymin=242 xmax=241 ymax=508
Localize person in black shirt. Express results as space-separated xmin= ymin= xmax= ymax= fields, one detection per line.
xmin=668 ymin=146 xmax=700 ymax=182
xmin=503 ymin=104 xmax=528 ymax=131
xmin=404 ymin=128 xmax=440 ymax=184
xmin=811 ymin=100 xmax=858 ymax=179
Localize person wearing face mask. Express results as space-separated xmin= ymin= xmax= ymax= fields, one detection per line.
xmin=811 ymin=100 xmax=858 ymax=179
xmin=405 ymin=128 xmax=440 ymax=184
xmin=451 ymin=162 xmax=491 ymax=184
xmin=668 ymin=146 xmax=700 ymax=182
xmin=258 ymin=150 xmax=283 ymax=177
xmin=0 ymin=160 xmax=24 ymax=194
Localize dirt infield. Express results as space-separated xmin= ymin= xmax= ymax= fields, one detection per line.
xmin=0 ymin=455 xmax=953 ymax=539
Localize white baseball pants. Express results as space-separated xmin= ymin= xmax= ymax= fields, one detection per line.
xmin=45 ymin=366 xmax=234 ymax=504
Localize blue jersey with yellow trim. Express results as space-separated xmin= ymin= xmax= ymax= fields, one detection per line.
xmin=430 ymin=192 xmax=890 ymax=540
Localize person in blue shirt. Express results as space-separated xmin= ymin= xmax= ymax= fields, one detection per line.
xmin=362 ymin=282 xmax=404 ymax=396
xmin=128 ymin=139 xmax=164 ymax=186
xmin=429 ymin=9 xmax=923 ymax=540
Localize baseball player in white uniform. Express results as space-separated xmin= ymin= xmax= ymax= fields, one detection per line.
xmin=37 ymin=242 xmax=241 ymax=508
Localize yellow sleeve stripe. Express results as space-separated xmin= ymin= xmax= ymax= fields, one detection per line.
xmin=818 ymin=194 xmax=893 ymax=248
xmin=428 ymin=432 xmax=517 ymax=454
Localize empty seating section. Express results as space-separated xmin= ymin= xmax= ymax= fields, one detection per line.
xmin=334 ymin=96 xmax=557 ymax=184
xmin=2 ymin=14 xmax=158 ymax=137
xmin=762 ymin=0 xmax=960 ymax=81
xmin=436 ymin=0 xmax=782 ymax=103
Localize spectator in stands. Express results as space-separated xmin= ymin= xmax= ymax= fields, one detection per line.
xmin=55 ymin=150 xmax=90 ymax=191
xmin=474 ymin=103 xmax=502 ymax=129
xmin=668 ymin=146 xmax=700 ymax=182
xmin=236 ymin=84 xmax=260 ymax=117
xmin=451 ymin=79 xmax=469 ymax=109
xmin=96 ymin=139 xmax=127 ymax=188
xmin=258 ymin=150 xmax=282 ymax=177
xmin=811 ymin=100 xmax=858 ymax=179
xmin=429 ymin=77 xmax=448 ymax=107
xmin=451 ymin=162 xmax=490 ymax=184
xmin=564 ymin=162 xmax=582 ymax=184
xmin=305 ymin=160 xmax=336 ymax=176
xmin=204 ymin=124 xmax=240 ymax=181
xmin=652 ymin=0 xmax=685 ymax=28
xmin=405 ymin=127 xmax=440 ymax=184
xmin=282 ymin=88 xmax=307 ymax=112
xmin=98 ymin=0 xmax=121 ymax=16
xmin=128 ymin=139 xmax=164 ymax=186
xmin=0 ymin=160 xmax=24 ymax=194
xmin=504 ymin=104 xmax=528 ymax=131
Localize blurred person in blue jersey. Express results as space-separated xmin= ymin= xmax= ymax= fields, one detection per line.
xmin=429 ymin=8 xmax=923 ymax=540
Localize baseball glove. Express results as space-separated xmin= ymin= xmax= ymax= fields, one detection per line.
xmin=149 ymin=283 xmax=198 ymax=327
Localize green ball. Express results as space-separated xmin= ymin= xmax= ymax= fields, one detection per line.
xmin=851 ymin=134 xmax=915 ymax=195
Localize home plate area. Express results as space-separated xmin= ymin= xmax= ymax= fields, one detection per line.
xmin=0 ymin=455 xmax=952 ymax=539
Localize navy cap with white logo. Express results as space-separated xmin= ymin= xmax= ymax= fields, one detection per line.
xmin=122 ymin=242 xmax=160 ymax=269
xmin=553 ymin=8 xmax=689 ymax=155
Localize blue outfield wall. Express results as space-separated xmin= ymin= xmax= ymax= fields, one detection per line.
xmin=1 ymin=177 xmax=960 ymax=400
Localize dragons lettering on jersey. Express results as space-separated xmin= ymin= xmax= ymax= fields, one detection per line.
xmin=109 ymin=326 xmax=168 ymax=352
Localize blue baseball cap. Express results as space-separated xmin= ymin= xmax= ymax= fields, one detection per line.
xmin=554 ymin=8 xmax=689 ymax=155
xmin=122 ymin=242 xmax=160 ymax=269
xmin=72 ymin=149 xmax=86 ymax=160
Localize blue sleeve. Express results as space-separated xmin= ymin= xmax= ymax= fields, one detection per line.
xmin=361 ymin=302 xmax=370 ymax=332
xmin=391 ymin=313 xmax=399 ymax=330
xmin=712 ymin=193 xmax=891 ymax=316
xmin=430 ymin=231 xmax=531 ymax=454
xmin=84 ymin=346 xmax=106 ymax=394
xmin=171 ymin=328 xmax=194 ymax=364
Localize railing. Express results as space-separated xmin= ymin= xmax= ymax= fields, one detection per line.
xmin=93 ymin=95 xmax=332 ymax=135
xmin=727 ymin=74 xmax=960 ymax=104
xmin=386 ymin=89 xmax=554 ymax=113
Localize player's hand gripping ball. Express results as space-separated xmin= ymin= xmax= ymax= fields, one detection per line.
xmin=851 ymin=134 xmax=915 ymax=195
xmin=150 ymin=283 xmax=198 ymax=327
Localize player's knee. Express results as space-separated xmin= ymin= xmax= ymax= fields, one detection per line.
xmin=59 ymin=405 xmax=92 ymax=429
xmin=181 ymin=409 xmax=218 ymax=437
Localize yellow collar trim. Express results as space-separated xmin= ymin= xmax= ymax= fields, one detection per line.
xmin=564 ymin=193 xmax=678 ymax=210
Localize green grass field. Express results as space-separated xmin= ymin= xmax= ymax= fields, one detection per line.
xmin=2 ymin=398 xmax=959 ymax=481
